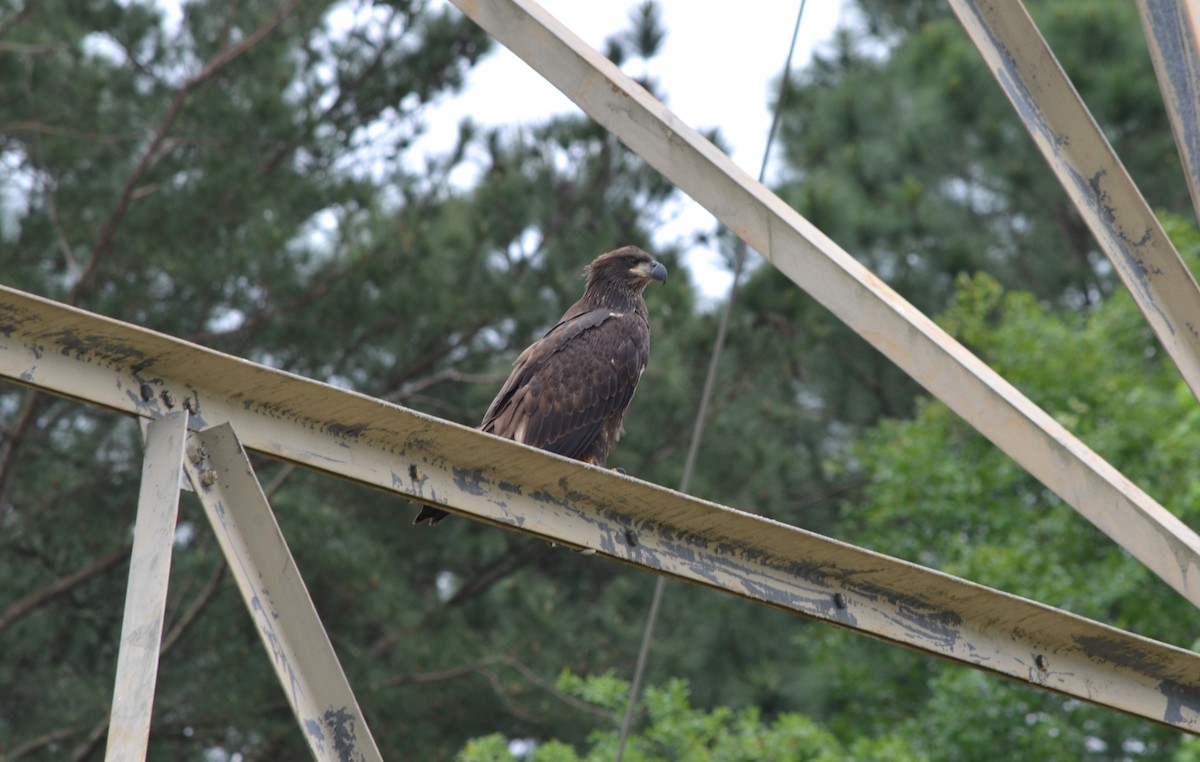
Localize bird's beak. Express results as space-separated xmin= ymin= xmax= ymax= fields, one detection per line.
xmin=636 ymin=259 xmax=668 ymax=284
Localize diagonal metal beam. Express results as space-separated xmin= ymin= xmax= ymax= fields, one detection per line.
xmin=948 ymin=0 xmax=1200 ymax=401
xmin=105 ymin=410 xmax=188 ymax=761
xmin=1137 ymin=0 xmax=1200 ymax=225
xmin=440 ymin=1 xmax=1200 ymax=609
xmin=182 ymin=423 xmax=383 ymax=762
xmin=3 ymin=288 xmax=1200 ymax=731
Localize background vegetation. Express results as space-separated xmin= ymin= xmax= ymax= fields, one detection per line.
xmin=2 ymin=0 xmax=1198 ymax=759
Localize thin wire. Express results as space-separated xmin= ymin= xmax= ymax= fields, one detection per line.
xmin=613 ymin=2 xmax=809 ymax=758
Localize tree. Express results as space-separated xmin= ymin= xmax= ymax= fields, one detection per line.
xmin=0 ymin=1 xmax=712 ymax=758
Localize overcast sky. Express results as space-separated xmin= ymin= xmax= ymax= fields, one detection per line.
xmin=420 ymin=0 xmax=850 ymax=296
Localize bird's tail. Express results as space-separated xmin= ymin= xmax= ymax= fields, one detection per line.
xmin=413 ymin=506 xmax=449 ymax=526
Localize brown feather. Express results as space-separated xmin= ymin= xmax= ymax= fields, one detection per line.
xmin=414 ymin=246 xmax=667 ymax=526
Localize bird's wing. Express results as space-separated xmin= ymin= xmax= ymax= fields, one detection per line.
xmin=481 ymin=307 xmax=649 ymax=461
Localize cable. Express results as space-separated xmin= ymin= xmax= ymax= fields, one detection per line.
xmin=613 ymin=2 xmax=809 ymax=758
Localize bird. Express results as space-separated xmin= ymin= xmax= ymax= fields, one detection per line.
xmin=414 ymin=245 xmax=668 ymax=526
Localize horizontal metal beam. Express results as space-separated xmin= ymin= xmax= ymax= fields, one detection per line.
xmin=183 ymin=424 xmax=382 ymax=762
xmin=446 ymin=0 xmax=1200 ymax=612
xmin=3 ymin=288 xmax=1200 ymax=731
xmin=948 ymin=0 xmax=1200 ymax=400
xmin=1137 ymin=0 xmax=1200 ymax=225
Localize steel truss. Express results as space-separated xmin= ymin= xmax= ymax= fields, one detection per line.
xmin=3 ymin=0 xmax=1200 ymax=757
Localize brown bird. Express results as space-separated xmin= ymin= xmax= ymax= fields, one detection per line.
xmin=414 ymin=246 xmax=668 ymax=525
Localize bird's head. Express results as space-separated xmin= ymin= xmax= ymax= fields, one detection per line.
xmin=585 ymin=246 xmax=668 ymax=294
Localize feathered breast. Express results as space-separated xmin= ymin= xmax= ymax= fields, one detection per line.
xmin=481 ymin=307 xmax=650 ymax=463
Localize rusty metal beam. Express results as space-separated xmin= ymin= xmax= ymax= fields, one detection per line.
xmin=947 ymin=2 xmax=1200 ymax=401
xmin=441 ymin=0 xmax=1200 ymax=611
xmin=3 ymin=288 xmax=1200 ymax=731
xmin=1137 ymin=0 xmax=1200 ymax=224
xmin=105 ymin=411 xmax=188 ymax=762
xmin=182 ymin=423 xmax=383 ymax=762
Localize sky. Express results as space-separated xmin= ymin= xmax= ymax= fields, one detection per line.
xmin=418 ymin=0 xmax=850 ymax=297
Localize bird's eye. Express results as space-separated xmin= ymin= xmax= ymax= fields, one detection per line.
xmin=626 ymin=256 xmax=639 ymax=267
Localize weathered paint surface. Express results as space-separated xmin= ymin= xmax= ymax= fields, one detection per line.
xmin=3 ymin=288 xmax=1200 ymax=731
xmin=949 ymin=0 xmax=1200 ymax=382
xmin=105 ymin=412 xmax=188 ymax=761
xmin=183 ymin=424 xmax=382 ymax=762
xmin=1137 ymin=0 xmax=1200 ymax=224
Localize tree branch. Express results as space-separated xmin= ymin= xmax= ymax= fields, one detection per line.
xmin=0 ymin=389 xmax=42 ymax=511
xmin=387 ymin=652 xmax=614 ymax=721
xmin=381 ymin=368 xmax=508 ymax=404
xmin=0 ymin=542 xmax=130 ymax=633
xmin=501 ymin=656 xmax=614 ymax=719
xmin=161 ymin=556 xmax=227 ymax=654
xmin=69 ymin=0 xmax=304 ymax=305
xmin=7 ymin=726 xmax=78 ymax=761
xmin=68 ymin=718 xmax=108 ymax=762
xmin=387 ymin=654 xmax=502 ymax=686
xmin=209 ymin=4 xmax=406 ymax=221
xmin=20 ymin=96 xmax=80 ymax=274
xmin=479 ymin=666 xmax=543 ymax=723
xmin=0 ymin=41 xmax=63 ymax=55
xmin=0 ymin=3 xmax=34 ymax=39
xmin=443 ymin=539 xmax=548 ymax=609
xmin=367 ymin=538 xmax=548 ymax=660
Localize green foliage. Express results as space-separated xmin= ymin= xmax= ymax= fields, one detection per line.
xmin=1175 ymin=736 xmax=1200 ymax=762
xmin=457 ymin=675 xmax=927 ymax=762
xmin=854 ymin=216 xmax=1200 ymax=634
xmin=815 ymin=214 xmax=1200 ymax=759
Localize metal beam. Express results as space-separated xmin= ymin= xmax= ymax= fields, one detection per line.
xmin=947 ymin=2 xmax=1200 ymax=401
xmin=182 ymin=423 xmax=383 ymax=762
xmin=1137 ymin=0 xmax=1200 ymax=224
xmin=3 ymin=290 xmax=1200 ymax=731
xmin=105 ymin=411 xmax=188 ymax=761
xmin=440 ymin=1 xmax=1200 ymax=609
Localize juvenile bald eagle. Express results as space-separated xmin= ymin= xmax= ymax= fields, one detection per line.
xmin=414 ymin=246 xmax=668 ymax=525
